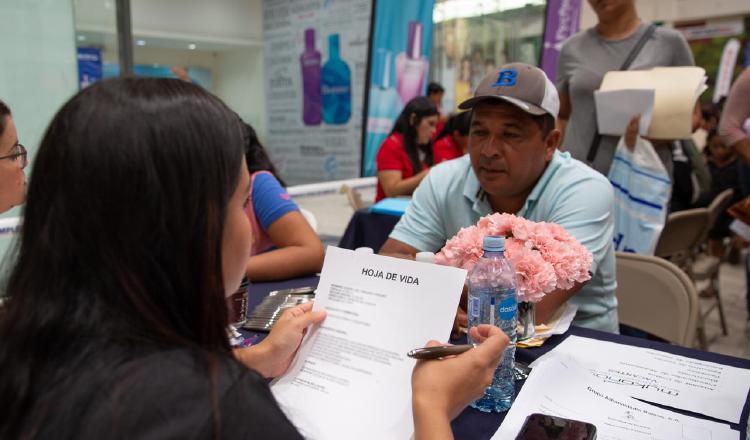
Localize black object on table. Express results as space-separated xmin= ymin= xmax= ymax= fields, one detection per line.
xmin=337 ymin=208 xmax=401 ymax=252
xmin=243 ymin=276 xmax=750 ymax=440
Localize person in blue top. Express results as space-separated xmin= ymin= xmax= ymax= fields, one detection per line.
xmin=381 ymin=63 xmax=618 ymax=333
xmin=242 ymin=123 xmax=324 ymax=281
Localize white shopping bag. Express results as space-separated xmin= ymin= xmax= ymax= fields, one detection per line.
xmin=608 ymin=137 xmax=671 ymax=254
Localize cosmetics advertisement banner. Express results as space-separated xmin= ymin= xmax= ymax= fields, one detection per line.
xmin=362 ymin=0 xmax=435 ymax=177
xmin=262 ymin=0 xmax=372 ymax=184
xmin=540 ymin=0 xmax=582 ymax=82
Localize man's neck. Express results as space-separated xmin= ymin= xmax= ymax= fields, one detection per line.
xmin=487 ymin=188 xmax=533 ymax=215
xmin=596 ymin=11 xmax=641 ymax=40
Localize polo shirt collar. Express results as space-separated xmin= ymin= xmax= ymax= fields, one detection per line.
xmin=462 ymin=161 xmax=493 ymax=216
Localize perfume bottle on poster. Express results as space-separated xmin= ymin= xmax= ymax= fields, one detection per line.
xmin=364 ymin=48 xmax=400 ymax=175
xmin=300 ymin=28 xmax=322 ymax=126
xmin=395 ymin=21 xmax=428 ymax=105
xmin=321 ymin=33 xmax=352 ymax=124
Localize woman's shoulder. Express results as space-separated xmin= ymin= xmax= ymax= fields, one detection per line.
xmin=252 ymin=170 xmax=284 ymax=191
xmin=43 ymin=347 xmax=300 ymax=439
xmin=652 ymin=24 xmax=686 ymax=42
xmin=383 ymin=132 xmax=405 ymax=149
xmin=377 ymin=133 xmax=407 ymax=161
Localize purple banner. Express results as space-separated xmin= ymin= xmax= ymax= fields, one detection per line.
xmin=540 ymin=0 xmax=582 ymax=81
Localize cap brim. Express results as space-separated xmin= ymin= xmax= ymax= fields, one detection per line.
xmin=458 ymin=95 xmax=548 ymax=116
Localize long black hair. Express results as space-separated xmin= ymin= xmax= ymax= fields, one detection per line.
xmin=0 ymin=78 xmax=245 ymax=438
xmin=242 ymin=122 xmax=286 ymax=187
xmin=390 ymin=96 xmax=438 ymax=173
xmin=435 ymin=111 xmax=471 ymax=142
xmin=0 ymin=100 xmax=10 ymax=135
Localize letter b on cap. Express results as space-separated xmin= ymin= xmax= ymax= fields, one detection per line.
xmin=492 ymin=69 xmax=517 ymax=87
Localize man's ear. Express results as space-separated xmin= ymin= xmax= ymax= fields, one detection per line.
xmin=544 ymin=129 xmax=561 ymax=160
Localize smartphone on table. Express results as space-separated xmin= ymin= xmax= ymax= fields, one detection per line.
xmin=515 ymin=413 xmax=596 ymax=440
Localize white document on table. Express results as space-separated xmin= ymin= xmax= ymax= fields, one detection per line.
xmin=594 ymin=88 xmax=655 ymax=136
xmin=271 ymin=246 xmax=467 ymax=440
xmin=494 ymin=356 xmax=737 ymax=440
xmin=531 ymin=335 xmax=750 ymax=423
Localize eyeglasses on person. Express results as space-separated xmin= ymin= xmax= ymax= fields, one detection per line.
xmin=0 ymin=143 xmax=27 ymax=169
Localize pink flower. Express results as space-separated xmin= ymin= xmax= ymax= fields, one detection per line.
xmin=437 ymin=213 xmax=593 ymax=303
xmin=477 ymin=213 xmax=515 ymax=236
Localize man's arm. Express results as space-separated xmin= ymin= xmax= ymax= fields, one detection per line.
xmin=379 ymin=237 xmax=420 ymax=258
xmin=539 ymin=172 xmax=615 ymax=323
xmin=535 ymin=282 xmax=584 ymax=324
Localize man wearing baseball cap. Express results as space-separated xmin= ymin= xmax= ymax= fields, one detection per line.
xmin=381 ymin=63 xmax=618 ymax=333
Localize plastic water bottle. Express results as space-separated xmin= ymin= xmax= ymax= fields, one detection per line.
xmin=415 ymin=251 xmax=435 ymax=264
xmin=467 ymin=236 xmax=517 ymax=413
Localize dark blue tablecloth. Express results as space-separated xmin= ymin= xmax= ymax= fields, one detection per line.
xmin=244 ymin=276 xmax=750 ymax=439
xmin=337 ymin=208 xmax=401 ymax=252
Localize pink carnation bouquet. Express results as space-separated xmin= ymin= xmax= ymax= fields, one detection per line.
xmin=435 ymin=213 xmax=593 ymax=303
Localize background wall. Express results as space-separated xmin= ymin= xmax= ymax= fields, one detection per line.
xmin=0 ymin=0 xmax=78 ymax=264
xmin=75 ymin=0 xmax=267 ymax=141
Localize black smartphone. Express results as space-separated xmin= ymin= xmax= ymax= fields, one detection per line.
xmin=515 ymin=413 xmax=597 ymax=440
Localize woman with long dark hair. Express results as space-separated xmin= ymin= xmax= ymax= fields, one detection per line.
xmin=375 ymin=96 xmax=438 ymax=202
xmin=0 ymin=78 xmax=506 ymax=439
xmin=0 ymin=100 xmax=27 ymax=213
xmin=241 ymin=122 xmax=324 ymax=281
xmin=433 ymin=111 xmax=471 ymax=164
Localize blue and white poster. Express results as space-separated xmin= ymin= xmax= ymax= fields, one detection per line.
xmin=262 ymin=0 xmax=373 ymax=185
xmin=77 ymin=47 xmax=102 ymax=89
xmin=362 ymin=0 xmax=435 ymax=177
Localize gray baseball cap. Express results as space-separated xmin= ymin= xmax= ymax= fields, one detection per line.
xmin=458 ymin=62 xmax=560 ymax=119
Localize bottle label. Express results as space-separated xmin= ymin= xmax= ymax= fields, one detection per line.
xmin=498 ymin=295 xmax=517 ymax=321
xmin=469 ymin=296 xmax=479 ymax=319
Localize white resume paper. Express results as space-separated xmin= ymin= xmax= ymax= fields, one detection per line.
xmin=531 ymin=336 xmax=750 ymax=423
xmin=271 ymin=246 xmax=467 ymax=439
xmin=495 ymin=357 xmax=737 ymax=440
xmin=594 ymin=88 xmax=655 ymax=136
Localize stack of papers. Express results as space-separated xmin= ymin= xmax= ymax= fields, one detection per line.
xmin=494 ymin=356 xmax=738 ymax=439
xmin=529 ymin=336 xmax=750 ymax=424
xmin=597 ymin=66 xmax=708 ymax=139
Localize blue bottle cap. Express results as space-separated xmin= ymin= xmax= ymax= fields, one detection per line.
xmin=483 ymin=235 xmax=505 ymax=252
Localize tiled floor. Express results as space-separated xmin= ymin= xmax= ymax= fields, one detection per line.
xmin=297 ymin=191 xmax=750 ymax=360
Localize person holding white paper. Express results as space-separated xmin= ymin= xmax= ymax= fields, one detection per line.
xmin=556 ymin=0 xmax=694 ymax=175
xmin=0 ymin=78 xmax=508 ymax=440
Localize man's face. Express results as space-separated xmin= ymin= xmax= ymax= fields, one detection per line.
xmin=468 ymin=102 xmax=557 ymax=201
xmin=587 ymin=0 xmax=634 ymax=21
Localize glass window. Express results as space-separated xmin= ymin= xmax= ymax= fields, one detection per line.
xmin=430 ymin=0 xmax=547 ymax=112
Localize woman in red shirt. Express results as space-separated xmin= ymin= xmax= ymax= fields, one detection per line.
xmin=433 ymin=111 xmax=471 ymax=164
xmin=376 ymin=97 xmax=439 ymax=201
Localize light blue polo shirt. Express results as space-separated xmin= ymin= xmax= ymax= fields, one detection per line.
xmin=390 ymin=151 xmax=618 ymax=332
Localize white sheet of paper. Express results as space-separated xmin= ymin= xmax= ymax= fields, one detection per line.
xmin=599 ymin=66 xmax=707 ymax=139
xmin=594 ymin=88 xmax=655 ymax=136
xmin=531 ymin=335 xmax=750 ymax=423
xmin=271 ymin=246 xmax=467 ymax=440
xmin=494 ymin=356 xmax=737 ymax=440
